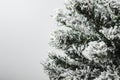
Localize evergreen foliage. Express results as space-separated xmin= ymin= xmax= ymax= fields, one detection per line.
xmin=43 ymin=0 xmax=120 ymax=80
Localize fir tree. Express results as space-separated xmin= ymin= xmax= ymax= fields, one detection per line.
xmin=43 ymin=0 xmax=120 ymax=80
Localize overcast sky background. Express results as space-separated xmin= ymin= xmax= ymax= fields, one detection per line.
xmin=0 ymin=0 xmax=64 ymax=80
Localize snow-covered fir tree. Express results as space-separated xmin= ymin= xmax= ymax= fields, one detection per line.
xmin=43 ymin=0 xmax=120 ymax=80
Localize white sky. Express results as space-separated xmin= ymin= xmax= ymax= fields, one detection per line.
xmin=0 ymin=0 xmax=64 ymax=80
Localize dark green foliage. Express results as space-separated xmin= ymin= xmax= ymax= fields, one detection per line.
xmin=43 ymin=0 xmax=120 ymax=80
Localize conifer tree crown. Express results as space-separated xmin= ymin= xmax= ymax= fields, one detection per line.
xmin=43 ymin=0 xmax=120 ymax=80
